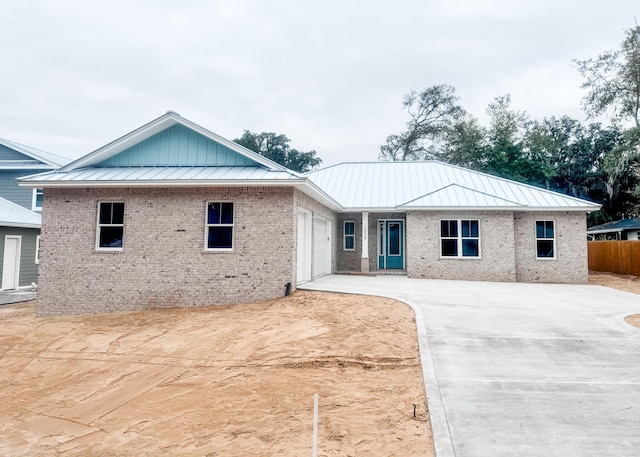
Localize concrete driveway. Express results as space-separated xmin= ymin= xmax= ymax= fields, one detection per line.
xmin=300 ymin=275 xmax=640 ymax=457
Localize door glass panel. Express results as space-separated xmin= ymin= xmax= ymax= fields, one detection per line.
xmin=388 ymin=223 xmax=400 ymax=255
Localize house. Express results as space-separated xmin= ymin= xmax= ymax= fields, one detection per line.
xmin=587 ymin=217 xmax=640 ymax=240
xmin=0 ymin=138 xmax=69 ymax=290
xmin=18 ymin=112 xmax=600 ymax=315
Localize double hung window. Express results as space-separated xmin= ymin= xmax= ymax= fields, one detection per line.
xmin=97 ymin=202 xmax=124 ymax=249
xmin=536 ymin=221 xmax=555 ymax=258
xmin=206 ymin=202 xmax=234 ymax=250
xmin=440 ymin=219 xmax=480 ymax=257
xmin=343 ymin=221 xmax=355 ymax=250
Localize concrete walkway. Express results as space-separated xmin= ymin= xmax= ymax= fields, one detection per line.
xmin=300 ymin=275 xmax=640 ymax=457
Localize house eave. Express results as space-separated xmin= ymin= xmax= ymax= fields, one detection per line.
xmin=0 ymin=165 xmax=55 ymax=170
xmin=0 ymin=222 xmax=41 ymax=229
xmin=18 ymin=179 xmax=308 ymax=188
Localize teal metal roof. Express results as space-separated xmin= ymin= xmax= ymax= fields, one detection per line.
xmin=21 ymin=166 xmax=303 ymax=184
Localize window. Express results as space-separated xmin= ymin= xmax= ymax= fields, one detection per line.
xmin=343 ymin=221 xmax=355 ymax=250
xmin=97 ymin=202 xmax=124 ymax=249
xmin=206 ymin=202 xmax=233 ymax=250
xmin=32 ymin=188 xmax=44 ymax=211
xmin=440 ymin=219 xmax=480 ymax=257
xmin=35 ymin=235 xmax=41 ymax=264
xmin=536 ymin=220 xmax=555 ymax=258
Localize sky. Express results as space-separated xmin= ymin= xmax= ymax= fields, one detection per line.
xmin=0 ymin=0 xmax=638 ymax=167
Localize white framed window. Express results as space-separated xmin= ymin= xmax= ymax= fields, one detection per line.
xmin=35 ymin=235 xmax=41 ymax=264
xmin=440 ymin=219 xmax=480 ymax=257
xmin=343 ymin=221 xmax=355 ymax=250
xmin=206 ymin=202 xmax=234 ymax=250
xmin=96 ymin=202 xmax=124 ymax=250
xmin=536 ymin=220 xmax=555 ymax=259
xmin=32 ymin=188 xmax=44 ymax=211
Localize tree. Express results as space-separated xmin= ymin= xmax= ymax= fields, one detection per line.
xmin=574 ymin=25 xmax=640 ymax=127
xmin=234 ymin=131 xmax=322 ymax=173
xmin=441 ymin=115 xmax=488 ymax=170
xmin=379 ymin=85 xmax=465 ymax=161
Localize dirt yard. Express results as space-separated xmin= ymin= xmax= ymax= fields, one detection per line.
xmin=0 ymin=291 xmax=433 ymax=457
xmin=589 ymin=271 xmax=640 ymax=329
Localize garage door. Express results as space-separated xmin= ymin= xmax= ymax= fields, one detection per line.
xmin=313 ymin=216 xmax=331 ymax=278
xmin=297 ymin=209 xmax=312 ymax=284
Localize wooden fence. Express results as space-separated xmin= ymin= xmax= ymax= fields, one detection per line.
xmin=588 ymin=241 xmax=640 ymax=276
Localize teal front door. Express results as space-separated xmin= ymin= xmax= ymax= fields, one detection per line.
xmin=378 ymin=220 xmax=404 ymax=269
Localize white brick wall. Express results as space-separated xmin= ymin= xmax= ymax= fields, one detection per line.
xmin=406 ymin=211 xmax=517 ymax=281
xmin=38 ymin=187 xmax=296 ymax=315
xmin=514 ymin=211 xmax=589 ymax=283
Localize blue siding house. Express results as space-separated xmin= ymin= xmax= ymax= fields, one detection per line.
xmin=0 ymin=138 xmax=69 ymax=289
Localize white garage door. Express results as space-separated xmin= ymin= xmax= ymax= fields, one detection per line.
xmin=313 ymin=216 xmax=331 ymax=279
xmin=297 ymin=209 xmax=312 ymax=284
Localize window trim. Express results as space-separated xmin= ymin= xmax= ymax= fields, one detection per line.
xmin=204 ymin=201 xmax=234 ymax=252
xmin=95 ymin=201 xmax=125 ymax=252
xmin=535 ymin=220 xmax=556 ymax=260
xmin=439 ymin=219 xmax=481 ymax=259
xmin=32 ymin=188 xmax=44 ymax=211
xmin=343 ymin=220 xmax=355 ymax=251
xmin=35 ymin=235 xmax=41 ymax=264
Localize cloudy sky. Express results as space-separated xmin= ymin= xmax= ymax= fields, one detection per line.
xmin=1 ymin=1 xmax=638 ymax=166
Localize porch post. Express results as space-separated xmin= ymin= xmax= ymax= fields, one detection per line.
xmin=361 ymin=211 xmax=369 ymax=272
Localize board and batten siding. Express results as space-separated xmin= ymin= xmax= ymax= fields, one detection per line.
xmin=98 ymin=124 xmax=256 ymax=167
xmin=0 ymin=227 xmax=40 ymax=287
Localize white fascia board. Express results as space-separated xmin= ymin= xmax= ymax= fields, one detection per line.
xmin=400 ymin=206 xmax=523 ymax=211
xmin=60 ymin=112 xmax=297 ymax=174
xmin=586 ymin=228 xmax=633 ymax=234
xmin=0 ymin=222 xmax=41 ymax=229
xmin=0 ymin=165 xmax=55 ymax=170
xmin=18 ymin=179 xmax=308 ymax=188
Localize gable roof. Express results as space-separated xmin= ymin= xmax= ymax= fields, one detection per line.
xmin=17 ymin=112 xmax=342 ymax=211
xmin=305 ymin=162 xmax=600 ymax=211
xmin=398 ymin=184 xmax=525 ymax=209
xmin=0 ymin=196 xmax=41 ymax=228
xmin=587 ymin=217 xmax=640 ymax=234
xmin=58 ymin=111 xmax=293 ymax=173
xmin=0 ymin=138 xmax=70 ymax=169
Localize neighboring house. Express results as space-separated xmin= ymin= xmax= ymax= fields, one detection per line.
xmin=587 ymin=217 xmax=640 ymax=240
xmin=0 ymin=138 xmax=70 ymax=290
xmin=18 ymin=112 xmax=600 ymax=315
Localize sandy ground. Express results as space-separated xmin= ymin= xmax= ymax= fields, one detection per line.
xmin=589 ymin=271 xmax=640 ymax=329
xmin=0 ymin=291 xmax=433 ymax=457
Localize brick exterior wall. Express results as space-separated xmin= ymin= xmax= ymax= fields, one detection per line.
xmin=406 ymin=211 xmax=517 ymax=282
xmin=336 ymin=213 xmax=362 ymax=272
xmin=514 ymin=211 xmax=589 ymax=283
xmin=38 ymin=187 xmax=296 ymax=315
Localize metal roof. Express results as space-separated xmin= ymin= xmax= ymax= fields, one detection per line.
xmin=0 ymin=138 xmax=71 ymax=168
xmin=587 ymin=217 xmax=640 ymax=234
xmin=305 ymin=162 xmax=601 ymax=211
xmin=0 ymin=196 xmax=41 ymax=228
xmin=19 ymin=166 xmax=303 ymax=185
xmin=399 ymin=184 xmax=525 ymax=209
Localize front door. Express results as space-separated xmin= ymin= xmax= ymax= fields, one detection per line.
xmin=2 ymin=235 xmax=22 ymax=290
xmin=378 ymin=220 xmax=404 ymax=269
